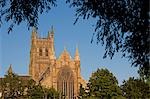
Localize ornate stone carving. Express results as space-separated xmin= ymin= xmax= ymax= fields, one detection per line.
xmin=29 ymin=27 xmax=86 ymax=98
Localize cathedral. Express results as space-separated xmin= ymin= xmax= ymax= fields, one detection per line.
xmin=29 ymin=27 xmax=86 ymax=98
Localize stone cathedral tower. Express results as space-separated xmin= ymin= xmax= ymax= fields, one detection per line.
xmin=29 ymin=27 xmax=86 ymax=99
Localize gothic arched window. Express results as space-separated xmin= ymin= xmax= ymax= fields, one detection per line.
xmin=39 ymin=48 xmax=42 ymax=56
xmin=45 ymin=48 xmax=48 ymax=56
xmin=57 ymin=67 xmax=74 ymax=99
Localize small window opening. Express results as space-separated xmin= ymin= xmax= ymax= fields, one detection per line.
xmin=45 ymin=49 xmax=48 ymax=56
xmin=39 ymin=48 xmax=42 ymax=56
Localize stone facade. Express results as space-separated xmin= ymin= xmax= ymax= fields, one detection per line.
xmin=29 ymin=27 xmax=86 ymax=98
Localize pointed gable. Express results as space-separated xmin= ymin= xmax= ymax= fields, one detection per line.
xmin=59 ymin=47 xmax=72 ymax=61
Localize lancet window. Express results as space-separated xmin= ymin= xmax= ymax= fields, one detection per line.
xmin=45 ymin=48 xmax=48 ymax=56
xmin=39 ymin=48 xmax=42 ymax=56
xmin=57 ymin=67 xmax=75 ymax=99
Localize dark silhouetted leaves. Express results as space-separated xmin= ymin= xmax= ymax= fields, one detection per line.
xmin=67 ymin=0 xmax=150 ymax=80
xmin=1 ymin=0 xmax=149 ymax=82
xmin=0 ymin=0 xmax=56 ymax=33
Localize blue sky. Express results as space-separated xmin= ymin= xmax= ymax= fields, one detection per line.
xmin=0 ymin=1 xmax=138 ymax=84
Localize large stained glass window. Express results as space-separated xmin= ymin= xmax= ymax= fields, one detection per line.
xmin=57 ymin=67 xmax=75 ymax=99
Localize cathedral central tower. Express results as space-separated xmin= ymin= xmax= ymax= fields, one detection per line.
xmin=29 ymin=27 xmax=55 ymax=81
xmin=29 ymin=27 xmax=86 ymax=99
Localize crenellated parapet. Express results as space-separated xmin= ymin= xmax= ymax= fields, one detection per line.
xmin=29 ymin=27 xmax=86 ymax=98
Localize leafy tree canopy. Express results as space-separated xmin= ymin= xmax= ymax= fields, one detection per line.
xmin=28 ymin=84 xmax=44 ymax=99
xmin=1 ymin=0 xmax=149 ymax=80
xmin=0 ymin=0 xmax=56 ymax=32
xmin=67 ymin=0 xmax=150 ymax=80
xmin=43 ymin=87 xmax=59 ymax=99
xmin=78 ymin=84 xmax=87 ymax=99
xmin=0 ymin=71 xmax=26 ymax=99
xmin=24 ymin=80 xmax=60 ymax=99
xmin=121 ymin=77 xmax=150 ymax=98
xmin=0 ymin=70 xmax=59 ymax=99
xmin=87 ymin=68 xmax=124 ymax=98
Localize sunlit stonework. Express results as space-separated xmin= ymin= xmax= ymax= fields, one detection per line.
xmin=29 ymin=27 xmax=86 ymax=98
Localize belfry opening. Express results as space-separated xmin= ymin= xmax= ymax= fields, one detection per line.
xmin=29 ymin=27 xmax=86 ymax=98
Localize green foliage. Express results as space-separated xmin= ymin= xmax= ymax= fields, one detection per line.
xmin=44 ymin=87 xmax=59 ymax=99
xmin=121 ymin=77 xmax=150 ymax=99
xmin=28 ymin=84 xmax=44 ymax=99
xmin=78 ymin=84 xmax=87 ymax=99
xmin=27 ymin=81 xmax=59 ymax=99
xmin=67 ymin=0 xmax=150 ymax=80
xmin=0 ymin=0 xmax=56 ymax=33
xmin=0 ymin=72 xmax=25 ymax=99
xmin=83 ymin=96 xmax=99 ymax=99
xmin=1 ymin=0 xmax=149 ymax=81
xmin=87 ymin=68 xmax=123 ymax=98
xmin=0 ymin=71 xmax=59 ymax=99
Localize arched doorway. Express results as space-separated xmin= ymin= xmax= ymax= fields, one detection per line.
xmin=57 ymin=67 xmax=75 ymax=99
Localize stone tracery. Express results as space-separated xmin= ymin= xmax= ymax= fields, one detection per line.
xmin=29 ymin=28 xmax=86 ymax=99
xmin=57 ymin=67 xmax=75 ymax=99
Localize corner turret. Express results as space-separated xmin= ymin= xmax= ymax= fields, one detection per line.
xmin=8 ymin=64 xmax=13 ymax=74
xmin=48 ymin=26 xmax=54 ymax=39
xmin=48 ymin=26 xmax=56 ymax=60
xmin=74 ymin=45 xmax=80 ymax=61
xmin=32 ymin=27 xmax=37 ymax=39
xmin=51 ymin=26 xmax=54 ymax=38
